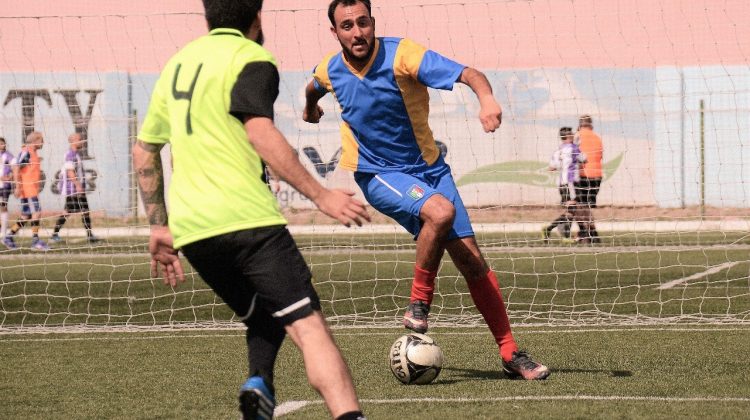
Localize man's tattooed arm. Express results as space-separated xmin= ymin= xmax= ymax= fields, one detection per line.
xmin=132 ymin=140 xmax=168 ymax=226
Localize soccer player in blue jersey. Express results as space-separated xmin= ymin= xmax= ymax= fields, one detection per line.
xmin=303 ymin=0 xmax=549 ymax=380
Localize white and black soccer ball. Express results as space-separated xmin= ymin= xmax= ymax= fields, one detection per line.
xmin=388 ymin=333 xmax=443 ymax=385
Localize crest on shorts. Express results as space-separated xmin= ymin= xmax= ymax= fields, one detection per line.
xmin=408 ymin=185 xmax=424 ymax=200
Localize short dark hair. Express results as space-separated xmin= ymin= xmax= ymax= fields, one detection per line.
xmin=559 ymin=127 xmax=573 ymax=139
xmin=0 ymin=137 xmax=5 ymax=144
xmin=203 ymin=0 xmax=263 ymax=32
xmin=328 ymin=0 xmax=372 ymax=26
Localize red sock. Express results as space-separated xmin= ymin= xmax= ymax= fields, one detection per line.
xmin=411 ymin=266 xmax=438 ymax=305
xmin=466 ymin=270 xmax=518 ymax=362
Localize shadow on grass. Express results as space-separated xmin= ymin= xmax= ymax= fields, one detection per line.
xmin=439 ymin=366 xmax=632 ymax=384
xmin=438 ymin=366 xmax=507 ymax=383
xmin=551 ymin=368 xmax=633 ymax=377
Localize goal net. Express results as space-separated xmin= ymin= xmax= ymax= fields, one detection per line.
xmin=1 ymin=0 xmax=749 ymax=332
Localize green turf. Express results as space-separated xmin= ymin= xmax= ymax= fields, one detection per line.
xmin=2 ymin=233 xmax=750 ymax=418
xmin=0 ymin=327 xmax=748 ymax=419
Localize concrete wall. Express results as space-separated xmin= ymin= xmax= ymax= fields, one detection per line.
xmin=1 ymin=1 xmax=748 ymax=213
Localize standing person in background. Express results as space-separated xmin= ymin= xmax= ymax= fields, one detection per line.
xmin=4 ymin=131 xmax=49 ymax=251
xmin=0 ymin=137 xmax=14 ymax=243
xmin=134 ymin=0 xmax=369 ymax=418
xmin=51 ymin=133 xmax=100 ymax=244
xmin=576 ymin=114 xmax=602 ymax=243
xmin=303 ymin=0 xmax=549 ymax=380
xmin=542 ymin=127 xmax=587 ymax=243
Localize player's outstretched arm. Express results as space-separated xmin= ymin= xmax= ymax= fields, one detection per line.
xmin=132 ymin=139 xmax=185 ymax=286
xmin=459 ymin=67 xmax=502 ymax=133
xmin=244 ymin=116 xmax=370 ymax=227
xmin=302 ymin=80 xmax=327 ymax=123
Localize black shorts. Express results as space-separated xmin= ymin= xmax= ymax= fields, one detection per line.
xmin=65 ymin=194 xmax=90 ymax=213
xmin=558 ymin=184 xmax=575 ymax=204
xmin=575 ymin=177 xmax=601 ymax=208
xmin=181 ymin=225 xmax=321 ymax=326
xmin=0 ymin=187 xmax=10 ymax=208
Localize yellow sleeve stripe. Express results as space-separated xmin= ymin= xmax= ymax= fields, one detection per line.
xmin=314 ymin=52 xmax=338 ymax=92
xmin=338 ymin=122 xmax=360 ymax=171
xmin=393 ymin=39 xmax=439 ymax=165
xmin=393 ymin=38 xmax=427 ymax=79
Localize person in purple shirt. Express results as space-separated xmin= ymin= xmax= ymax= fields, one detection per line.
xmin=51 ymin=133 xmax=99 ymax=243
xmin=542 ymin=127 xmax=587 ymax=244
xmin=0 ymin=137 xmax=14 ymax=242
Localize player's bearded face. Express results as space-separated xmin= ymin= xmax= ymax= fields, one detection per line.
xmin=342 ymin=27 xmax=373 ymax=60
xmin=333 ymin=5 xmax=375 ymax=62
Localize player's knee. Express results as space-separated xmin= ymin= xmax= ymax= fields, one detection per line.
xmin=421 ymin=195 xmax=455 ymax=230
xmin=285 ymin=311 xmax=332 ymax=347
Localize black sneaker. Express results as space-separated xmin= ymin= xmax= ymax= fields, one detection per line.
xmin=239 ymin=376 xmax=275 ymax=420
xmin=403 ymin=300 xmax=430 ymax=334
xmin=502 ymin=350 xmax=551 ymax=380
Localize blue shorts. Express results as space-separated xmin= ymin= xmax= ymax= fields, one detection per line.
xmin=20 ymin=197 xmax=41 ymax=215
xmin=354 ymin=162 xmax=474 ymax=240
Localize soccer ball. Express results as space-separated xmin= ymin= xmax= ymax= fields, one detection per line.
xmin=388 ymin=333 xmax=443 ymax=385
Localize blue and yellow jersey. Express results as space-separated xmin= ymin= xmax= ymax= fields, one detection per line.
xmin=312 ymin=37 xmax=465 ymax=173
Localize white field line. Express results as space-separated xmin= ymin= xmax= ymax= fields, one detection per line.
xmin=3 ymin=326 xmax=750 ymax=342
xmin=276 ymin=401 xmax=315 ymax=416
xmin=277 ymin=395 xmax=750 ymax=416
xmin=657 ymin=261 xmax=743 ymax=290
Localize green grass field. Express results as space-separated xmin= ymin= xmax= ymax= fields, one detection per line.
xmin=1 ymin=327 xmax=749 ymax=419
xmin=2 ymin=232 xmax=750 ymax=418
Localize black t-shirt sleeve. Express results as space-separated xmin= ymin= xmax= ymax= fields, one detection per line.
xmin=229 ymin=61 xmax=279 ymax=122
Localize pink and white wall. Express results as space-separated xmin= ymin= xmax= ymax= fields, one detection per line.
xmin=1 ymin=0 xmax=748 ymax=213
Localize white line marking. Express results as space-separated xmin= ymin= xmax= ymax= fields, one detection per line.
xmin=239 ymin=294 xmax=258 ymax=321
xmin=657 ymin=261 xmax=742 ymax=290
xmin=275 ymin=400 xmax=315 ymax=416
xmin=272 ymin=297 xmax=311 ymax=318
xmin=359 ymin=395 xmax=750 ymax=403
xmin=374 ymin=175 xmax=403 ymax=197
xmin=275 ymin=395 xmax=750 ymax=416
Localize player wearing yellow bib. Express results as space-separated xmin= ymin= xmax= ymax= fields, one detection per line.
xmin=134 ymin=1 xmax=369 ymax=419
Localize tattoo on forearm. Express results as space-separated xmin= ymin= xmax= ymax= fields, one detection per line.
xmin=136 ymin=140 xmax=162 ymax=153
xmin=134 ymin=140 xmax=168 ymax=226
